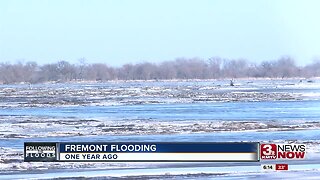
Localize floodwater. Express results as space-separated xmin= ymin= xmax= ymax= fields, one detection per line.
xmin=0 ymin=79 xmax=320 ymax=179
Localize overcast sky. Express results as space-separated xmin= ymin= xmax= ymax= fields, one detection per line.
xmin=1 ymin=0 xmax=320 ymax=66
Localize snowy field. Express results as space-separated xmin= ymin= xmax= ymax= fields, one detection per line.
xmin=0 ymin=79 xmax=320 ymax=179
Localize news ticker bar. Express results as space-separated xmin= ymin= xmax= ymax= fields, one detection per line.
xmin=24 ymin=142 xmax=259 ymax=162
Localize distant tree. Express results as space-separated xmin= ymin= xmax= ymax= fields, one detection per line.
xmin=22 ymin=61 xmax=38 ymax=83
xmin=302 ymin=59 xmax=320 ymax=78
xmin=159 ymin=61 xmax=177 ymax=79
xmin=246 ymin=63 xmax=260 ymax=78
xmin=222 ymin=59 xmax=249 ymax=78
xmin=85 ymin=63 xmax=113 ymax=81
xmin=259 ymin=61 xmax=274 ymax=77
xmin=275 ymin=57 xmax=298 ymax=78
xmin=76 ymin=58 xmax=87 ymax=80
xmin=0 ymin=57 xmax=319 ymax=84
xmin=56 ymin=61 xmax=76 ymax=81
xmin=118 ymin=63 xmax=135 ymax=80
xmin=208 ymin=57 xmax=222 ymax=79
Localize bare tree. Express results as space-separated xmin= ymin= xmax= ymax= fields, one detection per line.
xmin=275 ymin=57 xmax=298 ymax=78
xmin=0 ymin=57 xmax=319 ymax=84
xmin=208 ymin=57 xmax=222 ymax=79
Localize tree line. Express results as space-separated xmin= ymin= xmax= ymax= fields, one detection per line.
xmin=0 ymin=57 xmax=319 ymax=84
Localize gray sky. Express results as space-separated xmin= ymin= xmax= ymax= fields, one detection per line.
xmin=1 ymin=0 xmax=320 ymax=66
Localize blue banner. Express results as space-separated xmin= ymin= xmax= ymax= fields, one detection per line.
xmin=59 ymin=142 xmax=258 ymax=153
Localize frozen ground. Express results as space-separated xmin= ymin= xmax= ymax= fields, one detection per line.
xmin=2 ymin=163 xmax=320 ymax=180
xmin=1 ymin=79 xmax=319 ymax=108
xmin=0 ymin=79 xmax=320 ymax=179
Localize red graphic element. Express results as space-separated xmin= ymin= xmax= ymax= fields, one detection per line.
xmin=260 ymin=144 xmax=277 ymax=160
xmin=276 ymin=164 xmax=288 ymax=170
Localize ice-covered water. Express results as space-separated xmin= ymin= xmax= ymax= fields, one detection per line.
xmin=0 ymin=79 xmax=320 ymax=179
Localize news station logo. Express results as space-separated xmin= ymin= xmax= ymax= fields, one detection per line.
xmin=260 ymin=144 xmax=306 ymax=160
xmin=24 ymin=142 xmax=57 ymax=162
